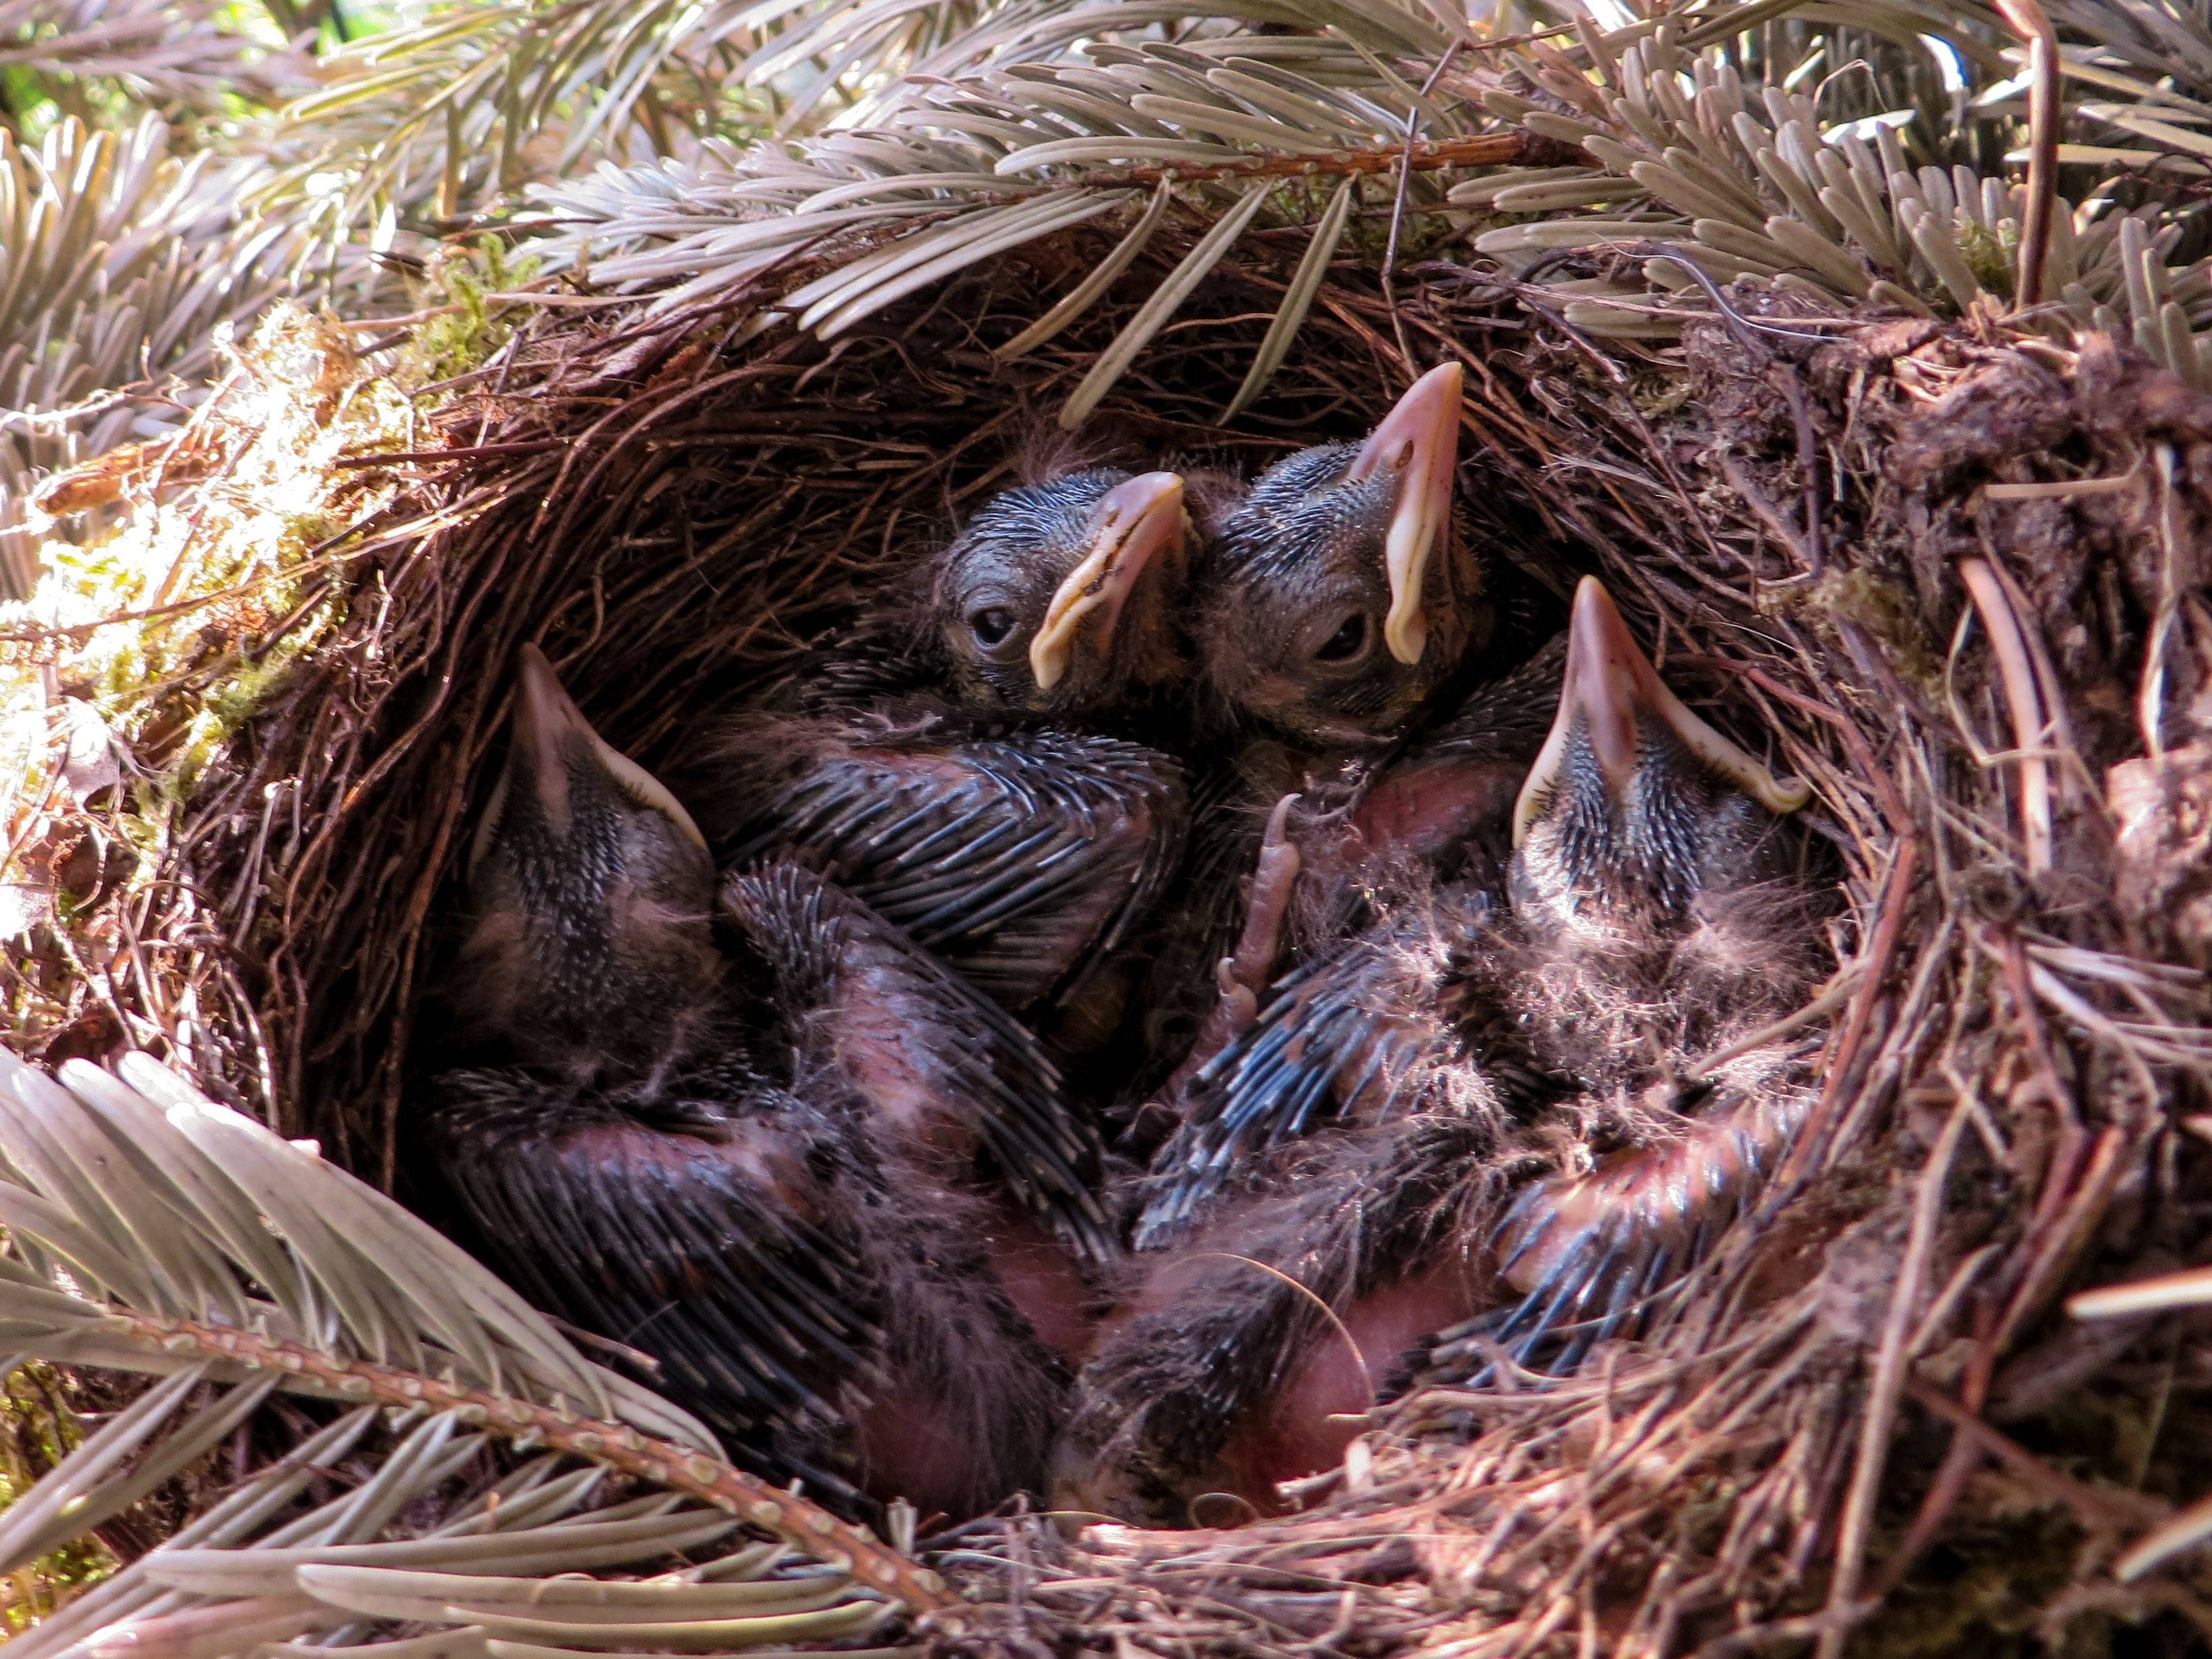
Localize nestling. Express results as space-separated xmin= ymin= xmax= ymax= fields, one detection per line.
xmin=1123 ymin=365 xmax=1498 ymax=1111
xmin=1196 ymin=362 xmax=1490 ymax=752
xmin=426 ymin=647 xmax=1107 ymax=1522
xmin=1059 ymin=578 xmax=1827 ymax=1523
xmin=685 ymin=468 xmax=1192 ymax=1026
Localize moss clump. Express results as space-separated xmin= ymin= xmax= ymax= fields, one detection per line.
xmin=1769 ymin=566 xmax=1944 ymax=701
xmin=0 ymin=1364 xmax=114 ymax=1632
xmin=1 ymin=302 xmax=416 ymax=1058
xmin=1954 ymin=218 xmax=2017 ymax=302
xmin=397 ymin=238 xmax=540 ymax=390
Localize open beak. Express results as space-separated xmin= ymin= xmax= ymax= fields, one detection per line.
xmin=1030 ymin=470 xmax=1186 ymax=693
xmin=474 ymin=644 xmax=707 ymax=871
xmin=1346 ymin=361 xmax=1464 ymax=667
xmin=1513 ymin=578 xmax=1811 ymax=847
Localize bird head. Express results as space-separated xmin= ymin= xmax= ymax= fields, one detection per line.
xmin=1510 ymin=577 xmax=1811 ymax=944
xmin=457 ymin=646 xmax=721 ymax=1066
xmin=929 ymin=467 xmax=1190 ymax=716
xmin=1198 ymin=362 xmax=1487 ymax=749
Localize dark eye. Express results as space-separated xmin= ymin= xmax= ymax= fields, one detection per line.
xmin=970 ymin=607 xmax=1016 ymax=650
xmin=1315 ymin=612 xmax=1370 ymax=663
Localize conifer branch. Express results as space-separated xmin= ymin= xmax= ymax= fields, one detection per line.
xmin=106 ymin=1312 xmax=955 ymax=1615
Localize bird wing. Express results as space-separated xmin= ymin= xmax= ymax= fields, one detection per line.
xmin=721 ymin=725 xmax=1186 ymax=1011
xmin=1444 ymin=1064 xmax=1821 ymax=1380
xmin=725 ymin=861 xmax=1115 ymax=1263
xmin=424 ymin=1072 xmax=882 ymax=1500
xmin=1416 ymin=634 xmax=1568 ymax=764
xmin=1120 ymin=761 xmax=1286 ymax=1098
xmin=1300 ymin=635 xmax=1569 ymax=904
xmin=1067 ymin=1114 xmax=1493 ymax=1523
xmin=1134 ymin=891 xmax=1509 ymax=1248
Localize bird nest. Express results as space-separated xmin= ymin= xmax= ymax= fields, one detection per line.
xmin=14 ymin=229 xmax=2212 ymax=1654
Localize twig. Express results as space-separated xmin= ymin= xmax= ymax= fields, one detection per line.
xmin=1774 ymin=837 xmax=1921 ymax=1190
xmin=1906 ymin=1382 xmax=2156 ymax=1531
xmin=2074 ymin=1263 xmax=2212 ymax=1320
xmin=1995 ymin=0 xmax=2061 ymax=308
xmin=1818 ymin=1096 xmax=1973 ymax=1659
xmin=1079 ymin=130 xmax=1555 ymax=195
xmin=333 ymin=440 xmax=563 ymax=468
xmin=2117 ymin=1490 xmax=2212 ymax=1581
xmin=108 ymin=1311 xmax=955 ymax=1616
xmin=1995 ymin=1125 xmax=2128 ymax=1355
xmin=1380 ymin=43 xmax=1463 ymax=370
xmin=1626 ymin=251 xmax=1839 ymax=343
xmin=1961 ymin=559 xmax=2055 ymax=873
xmin=1779 ymin=369 xmax=1827 ymax=576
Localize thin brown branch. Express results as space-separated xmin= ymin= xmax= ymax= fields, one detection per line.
xmin=1962 ymin=558 xmax=2055 ymax=873
xmin=1995 ymin=0 xmax=2061 ymax=309
xmin=109 ymin=1311 xmax=956 ymax=1616
xmin=1819 ymin=1097 xmax=1974 ymax=1659
xmin=1907 ymin=1381 xmax=2160 ymax=1531
xmin=1079 ymin=130 xmax=1558 ymax=194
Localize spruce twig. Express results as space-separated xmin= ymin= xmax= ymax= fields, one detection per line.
xmin=106 ymin=1313 xmax=955 ymax=1615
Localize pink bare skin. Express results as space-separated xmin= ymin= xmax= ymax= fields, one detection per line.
xmin=1208 ymin=1259 xmax=1483 ymax=1518
xmin=983 ymin=1203 xmax=1099 ymax=1366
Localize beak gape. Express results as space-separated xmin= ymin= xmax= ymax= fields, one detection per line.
xmin=474 ymin=644 xmax=708 ymax=872
xmin=1513 ymin=578 xmax=1811 ymax=847
xmin=1030 ymin=472 xmax=1188 ymax=693
xmin=1346 ymin=361 xmax=1466 ymax=669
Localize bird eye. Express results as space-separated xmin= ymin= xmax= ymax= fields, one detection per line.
xmin=1314 ymin=612 xmax=1371 ymax=664
xmin=970 ymin=607 xmax=1018 ymax=651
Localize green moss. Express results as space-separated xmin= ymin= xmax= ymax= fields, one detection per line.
xmin=4 ymin=304 xmax=407 ymax=1056
xmin=1954 ymin=218 xmax=2017 ymax=302
xmin=397 ymin=236 xmax=541 ymax=390
xmin=1768 ymin=567 xmax=1943 ymax=701
xmin=0 ymin=1364 xmax=115 ymax=1632
xmin=184 ymin=594 xmax=345 ymax=774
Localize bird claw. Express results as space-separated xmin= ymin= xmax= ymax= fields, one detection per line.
xmin=1221 ymin=790 xmax=1305 ymax=1000
xmin=1173 ymin=794 xmax=1307 ymax=1070
xmin=1211 ymin=958 xmax=1262 ymax=1035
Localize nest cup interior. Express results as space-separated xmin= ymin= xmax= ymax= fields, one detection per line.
xmin=159 ymin=244 xmax=1896 ymax=1505
xmin=209 ymin=242 xmax=1633 ymax=1184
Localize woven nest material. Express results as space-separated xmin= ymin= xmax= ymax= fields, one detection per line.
xmin=18 ymin=230 xmax=2212 ymax=1654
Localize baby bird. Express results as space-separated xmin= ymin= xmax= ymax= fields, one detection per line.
xmin=1123 ymin=365 xmax=1494 ymax=1109
xmin=1439 ymin=576 xmax=1824 ymax=1373
xmin=687 ymin=469 xmax=1191 ymax=1025
xmin=931 ymin=466 xmax=1194 ymax=717
xmin=1061 ymin=579 xmax=1823 ymax=1523
xmin=426 ymin=648 xmax=1107 ymax=1522
xmin=1196 ymin=361 xmax=1489 ymax=752
xmin=1141 ymin=578 xmax=1814 ymax=1237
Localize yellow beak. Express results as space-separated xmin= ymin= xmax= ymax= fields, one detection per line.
xmin=1345 ymin=361 xmax=1465 ymax=667
xmin=1029 ymin=471 xmax=1187 ymax=693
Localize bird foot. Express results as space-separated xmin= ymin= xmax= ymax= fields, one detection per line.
xmin=1214 ymin=791 xmax=1305 ymax=1029
xmin=1137 ymin=794 xmax=1306 ymax=1132
xmin=1176 ymin=792 xmax=1303 ymax=1069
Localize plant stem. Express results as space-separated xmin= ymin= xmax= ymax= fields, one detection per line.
xmin=1076 ymin=130 xmax=1560 ymax=193
xmin=107 ymin=1311 xmax=957 ymax=1617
